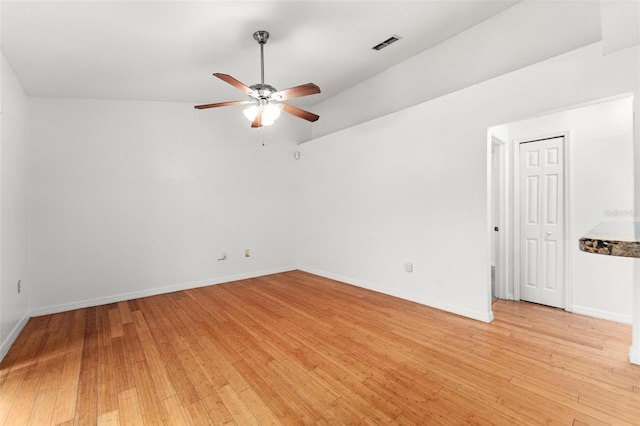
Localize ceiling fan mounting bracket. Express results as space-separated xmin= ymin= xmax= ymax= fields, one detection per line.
xmin=253 ymin=30 xmax=269 ymax=45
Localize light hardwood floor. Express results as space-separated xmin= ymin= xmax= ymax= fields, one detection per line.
xmin=1 ymin=270 xmax=639 ymax=425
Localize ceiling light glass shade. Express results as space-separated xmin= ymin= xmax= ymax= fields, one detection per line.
xmin=243 ymin=105 xmax=259 ymax=121
xmin=263 ymin=103 xmax=281 ymax=123
xmin=243 ymin=102 xmax=281 ymax=126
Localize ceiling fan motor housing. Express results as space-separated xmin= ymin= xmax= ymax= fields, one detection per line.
xmin=249 ymin=83 xmax=278 ymax=100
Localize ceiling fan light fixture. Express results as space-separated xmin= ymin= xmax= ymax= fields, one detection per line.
xmin=263 ymin=103 xmax=281 ymax=122
xmin=243 ymin=104 xmax=260 ymax=121
xmin=243 ymin=102 xmax=281 ymax=126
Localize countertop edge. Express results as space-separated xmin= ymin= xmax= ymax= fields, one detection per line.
xmin=578 ymin=237 xmax=640 ymax=258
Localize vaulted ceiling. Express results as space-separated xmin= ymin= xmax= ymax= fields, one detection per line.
xmin=2 ymin=0 xmax=631 ymax=112
xmin=2 ymin=1 xmax=520 ymax=105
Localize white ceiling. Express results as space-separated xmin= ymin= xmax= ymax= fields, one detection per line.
xmin=1 ymin=1 xmax=520 ymax=106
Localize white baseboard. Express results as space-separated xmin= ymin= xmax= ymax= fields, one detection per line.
xmin=571 ymin=304 xmax=632 ymax=324
xmin=629 ymin=345 xmax=640 ymax=365
xmin=0 ymin=312 xmax=30 ymax=362
xmin=298 ymin=266 xmax=494 ymax=323
xmin=29 ymin=267 xmax=296 ymax=317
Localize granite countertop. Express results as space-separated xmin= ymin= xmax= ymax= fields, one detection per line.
xmin=579 ymin=220 xmax=640 ymax=258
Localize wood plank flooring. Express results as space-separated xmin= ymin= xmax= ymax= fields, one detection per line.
xmin=1 ymin=270 xmax=639 ymax=425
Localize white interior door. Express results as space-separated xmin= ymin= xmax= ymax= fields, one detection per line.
xmin=519 ymin=137 xmax=565 ymax=309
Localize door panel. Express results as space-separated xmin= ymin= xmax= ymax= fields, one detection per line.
xmin=545 ymin=147 xmax=559 ymax=166
xmin=544 ymin=240 xmax=558 ymax=290
xmin=545 ymin=174 xmax=558 ymax=224
xmin=526 ymin=176 xmax=539 ymax=224
xmin=519 ymin=137 xmax=565 ymax=308
xmin=525 ymin=238 xmax=538 ymax=288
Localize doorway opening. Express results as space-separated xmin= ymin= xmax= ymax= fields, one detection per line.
xmin=488 ymin=129 xmax=571 ymax=311
xmin=487 ymin=94 xmax=635 ymax=319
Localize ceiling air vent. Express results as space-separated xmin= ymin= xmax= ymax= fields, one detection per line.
xmin=372 ymin=35 xmax=402 ymax=51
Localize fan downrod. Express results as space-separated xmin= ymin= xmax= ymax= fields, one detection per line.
xmin=253 ymin=30 xmax=270 ymax=85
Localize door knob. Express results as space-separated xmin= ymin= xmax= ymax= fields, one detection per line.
xmin=546 ymin=231 xmax=552 ymax=236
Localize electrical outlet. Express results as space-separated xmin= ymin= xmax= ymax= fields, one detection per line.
xmin=404 ymin=262 xmax=413 ymax=273
xmin=17 ymin=280 xmax=21 ymax=294
xmin=245 ymin=249 xmax=250 ymax=257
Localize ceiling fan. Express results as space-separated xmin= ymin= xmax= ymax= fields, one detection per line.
xmin=195 ymin=30 xmax=320 ymax=128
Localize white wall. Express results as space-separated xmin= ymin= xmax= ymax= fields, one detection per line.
xmin=28 ymin=98 xmax=307 ymax=314
xmin=0 ymin=53 xmax=30 ymax=359
xmin=298 ymin=43 xmax=639 ymax=323
xmin=502 ymin=96 xmax=635 ymax=323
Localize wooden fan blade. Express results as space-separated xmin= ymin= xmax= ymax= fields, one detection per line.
xmin=194 ymin=100 xmax=251 ymax=109
xmin=214 ymin=73 xmax=255 ymax=95
xmin=272 ymin=83 xmax=320 ymax=101
xmin=281 ymin=103 xmax=319 ymax=122
xmin=251 ymin=110 xmax=262 ymax=128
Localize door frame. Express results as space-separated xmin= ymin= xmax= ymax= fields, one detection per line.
xmin=491 ymin=136 xmax=508 ymax=300
xmin=513 ymin=132 xmax=573 ymax=310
